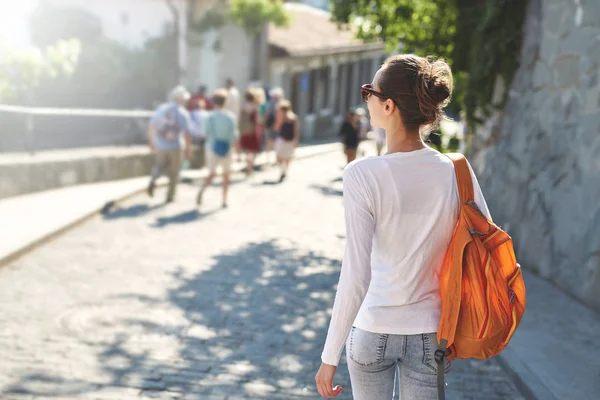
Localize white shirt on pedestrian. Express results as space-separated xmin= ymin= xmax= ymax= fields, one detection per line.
xmin=321 ymin=146 xmax=491 ymax=366
xmin=226 ymin=87 xmax=241 ymax=118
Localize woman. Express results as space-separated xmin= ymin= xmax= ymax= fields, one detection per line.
xmin=238 ymin=90 xmax=261 ymax=175
xmin=315 ymin=54 xmax=491 ymax=399
xmin=265 ymin=87 xmax=284 ymax=165
xmin=273 ymin=100 xmax=299 ymax=182
xmin=339 ymin=109 xmax=361 ymax=164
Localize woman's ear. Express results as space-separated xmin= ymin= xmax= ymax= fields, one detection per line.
xmin=384 ymin=99 xmax=393 ymax=116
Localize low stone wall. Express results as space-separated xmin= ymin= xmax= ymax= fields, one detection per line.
xmin=0 ymin=146 xmax=205 ymax=199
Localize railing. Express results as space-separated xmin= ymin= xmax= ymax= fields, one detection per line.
xmin=0 ymin=104 xmax=155 ymax=153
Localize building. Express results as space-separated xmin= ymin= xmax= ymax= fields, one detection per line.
xmin=267 ymin=3 xmax=385 ymax=139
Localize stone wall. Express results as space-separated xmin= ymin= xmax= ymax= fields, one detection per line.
xmin=471 ymin=0 xmax=600 ymax=310
xmin=0 ymin=147 xmax=205 ymax=199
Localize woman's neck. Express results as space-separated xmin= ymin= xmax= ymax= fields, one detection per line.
xmin=386 ymin=128 xmax=426 ymax=153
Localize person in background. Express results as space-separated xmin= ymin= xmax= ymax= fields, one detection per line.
xmin=355 ymin=107 xmax=370 ymax=138
xmin=251 ymin=86 xmax=268 ymax=129
xmin=224 ymin=78 xmax=242 ymax=162
xmin=339 ymin=108 xmax=361 ymax=165
xmin=225 ymin=79 xmax=241 ymax=117
xmin=374 ymin=127 xmax=387 ymax=156
xmin=273 ymin=100 xmax=300 ymax=182
xmin=264 ymin=87 xmax=284 ymax=165
xmin=189 ymin=98 xmax=208 ymax=145
xmin=147 ymin=85 xmax=194 ymax=203
xmin=355 ymin=107 xmax=370 ymax=157
xmin=187 ymin=85 xmax=213 ymax=111
xmin=238 ymin=89 xmax=262 ymax=176
xmin=196 ymin=89 xmax=239 ymax=208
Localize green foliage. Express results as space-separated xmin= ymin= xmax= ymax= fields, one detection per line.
xmin=465 ymin=0 xmax=528 ymax=125
xmin=15 ymin=2 xmax=176 ymax=108
xmin=191 ymin=0 xmax=289 ymax=38
xmin=331 ymin=0 xmax=457 ymax=56
xmin=329 ymin=0 xmax=528 ymax=127
xmin=0 ymin=39 xmax=81 ymax=103
xmin=230 ymin=0 xmax=289 ymax=36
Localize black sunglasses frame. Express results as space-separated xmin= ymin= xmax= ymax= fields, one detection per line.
xmin=361 ymin=84 xmax=401 ymax=110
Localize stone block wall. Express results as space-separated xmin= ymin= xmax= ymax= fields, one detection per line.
xmin=471 ymin=0 xmax=600 ymax=310
xmin=0 ymin=147 xmax=205 ymax=199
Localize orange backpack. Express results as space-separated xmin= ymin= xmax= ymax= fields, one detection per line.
xmin=435 ymin=153 xmax=526 ymax=400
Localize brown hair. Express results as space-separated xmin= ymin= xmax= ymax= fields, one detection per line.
xmin=278 ymin=99 xmax=292 ymax=112
xmin=245 ymin=89 xmax=256 ymax=103
xmin=212 ymin=89 xmax=228 ymax=107
xmin=377 ymin=54 xmax=453 ymax=131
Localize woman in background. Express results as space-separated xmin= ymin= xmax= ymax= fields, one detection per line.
xmin=339 ymin=109 xmax=361 ymax=165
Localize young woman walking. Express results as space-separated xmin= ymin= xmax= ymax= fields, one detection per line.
xmin=316 ymin=54 xmax=491 ymax=399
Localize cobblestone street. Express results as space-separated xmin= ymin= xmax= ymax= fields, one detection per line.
xmin=0 ymin=148 xmax=525 ymax=400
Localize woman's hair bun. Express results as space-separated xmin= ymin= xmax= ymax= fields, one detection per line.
xmin=429 ymin=76 xmax=451 ymax=104
xmin=379 ymin=54 xmax=454 ymax=130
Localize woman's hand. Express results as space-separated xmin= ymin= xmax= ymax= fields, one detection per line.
xmin=315 ymin=362 xmax=343 ymax=398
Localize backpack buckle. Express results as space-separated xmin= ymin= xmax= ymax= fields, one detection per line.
xmin=434 ymin=349 xmax=445 ymax=364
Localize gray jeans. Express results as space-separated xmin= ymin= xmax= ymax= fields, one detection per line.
xmin=346 ymin=327 xmax=450 ymax=400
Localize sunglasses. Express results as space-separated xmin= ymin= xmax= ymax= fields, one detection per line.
xmin=361 ymin=84 xmax=401 ymax=110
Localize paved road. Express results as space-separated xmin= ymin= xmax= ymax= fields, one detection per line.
xmin=0 ymin=147 xmax=525 ymax=399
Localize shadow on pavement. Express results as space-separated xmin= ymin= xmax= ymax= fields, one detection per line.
xmin=310 ymin=184 xmax=343 ymax=197
xmin=101 ymin=202 xmax=166 ymax=220
xmin=257 ymin=180 xmax=283 ymax=186
xmin=150 ymin=209 xmax=218 ymax=228
xmin=0 ymin=240 xmax=350 ymax=399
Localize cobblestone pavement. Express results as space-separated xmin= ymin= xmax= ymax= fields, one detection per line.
xmin=0 ymin=146 xmax=525 ymax=399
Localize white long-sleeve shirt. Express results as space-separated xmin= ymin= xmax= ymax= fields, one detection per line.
xmin=321 ymin=147 xmax=491 ymax=366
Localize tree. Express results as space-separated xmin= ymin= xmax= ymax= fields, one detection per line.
xmin=329 ymin=0 xmax=527 ymax=126
xmin=0 ymin=39 xmax=81 ymax=104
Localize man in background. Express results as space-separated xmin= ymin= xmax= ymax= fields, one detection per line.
xmin=147 ymin=85 xmax=194 ymax=203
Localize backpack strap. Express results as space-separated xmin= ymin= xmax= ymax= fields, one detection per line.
xmin=446 ymin=153 xmax=475 ymax=206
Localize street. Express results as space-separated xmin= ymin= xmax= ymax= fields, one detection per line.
xmin=0 ymin=148 xmax=525 ymax=400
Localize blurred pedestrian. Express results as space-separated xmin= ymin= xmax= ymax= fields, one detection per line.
xmin=239 ymin=89 xmax=261 ymax=176
xmin=146 ymin=85 xmax=194 ymax=203
xmin=339 ymin=108 xmax=361 ymax=165
xmin=187 ymin=85 xmax=214 ymax=111
xmin=374 ymin=127 xmax=386 ymax=156
xmin=249 ymin=86 xmax=268 ymax=148
xmin=355 ymin=107 xmax=370 ymax=138
xmin=273 ymin=100 xmax=299 ymax=182
xmin=196 ymin=89 xmax=239 ymax=208
xmin=189 ymin=98 xmax=207 ymax=145
xmin=355 ymin=107 xmax=370 ymax=157
xmin=264 ymin=87 xmax=284 ymax=165
xmin=225 ymin=78 xmax=242 ymax=162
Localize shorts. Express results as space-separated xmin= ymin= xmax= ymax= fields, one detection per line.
xmin=205 ymin=148 xmax=233 ymax=174
xmin=275 ymin=137 xmax=295 ymax=160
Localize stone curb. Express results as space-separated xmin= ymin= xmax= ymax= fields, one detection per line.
xmin=0 ymin=142 xmax=340 ymax=268
xmin=495 ymin=346 xmax=558 ymax=400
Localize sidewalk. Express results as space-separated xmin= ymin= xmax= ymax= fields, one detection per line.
xmin=496 ymin=270 xmax=600 ymax=400
xmin=0 ymin=141 xmax=340 ymax=268
xmin=2 ymin=141 xmax=598 ymax=400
